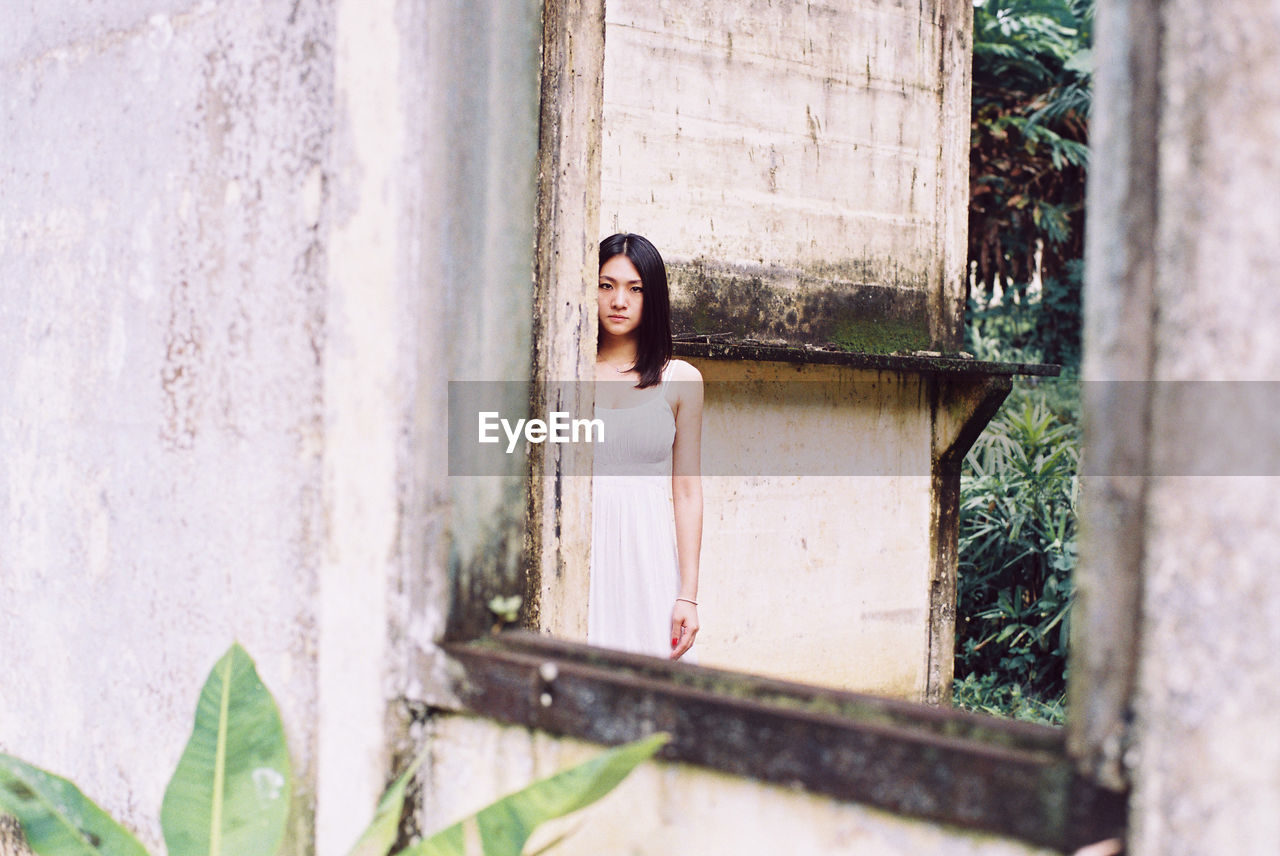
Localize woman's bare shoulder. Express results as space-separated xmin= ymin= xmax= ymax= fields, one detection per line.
xmin=666 ymin=358 xmax=703 ymax=382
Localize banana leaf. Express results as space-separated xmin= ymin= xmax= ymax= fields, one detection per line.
xmin=160 ymin=643 xmax=292 ymax=856
xmin=0 ymin=754 xmax=150 ymax=856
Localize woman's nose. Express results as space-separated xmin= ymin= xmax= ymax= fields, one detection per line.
xmin=611 ymin=290 xmax=628 ymax=308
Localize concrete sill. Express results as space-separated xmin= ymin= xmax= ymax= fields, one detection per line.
xmin=673 ymin=336 xmax=1061 ymax=377
xmin=444 ymin=632 xmax=1124 ymax=852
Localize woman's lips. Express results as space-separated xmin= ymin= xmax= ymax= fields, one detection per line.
xmin=608 ymin=314 xmax=627 ymax=321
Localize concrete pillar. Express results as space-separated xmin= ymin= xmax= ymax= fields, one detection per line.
xmin=0 ymin=3 xmax=542 ymax=855
xmin=527 ymin=0 xmax=605 ymax=641
xmin=1076 ymin=0 xmax=1280 ymax=852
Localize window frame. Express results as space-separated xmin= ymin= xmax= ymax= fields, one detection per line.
xmin=436 ymin=1 xmax=1137 ymax=850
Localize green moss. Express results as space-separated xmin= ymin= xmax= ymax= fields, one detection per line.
xmin=829 ymin=318 xmax=929 ymax=354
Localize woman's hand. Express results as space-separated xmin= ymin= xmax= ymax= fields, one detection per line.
xmin=670 ymin=600 xmax=699 ymax=659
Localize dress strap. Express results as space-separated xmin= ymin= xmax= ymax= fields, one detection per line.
xmin=661 ymin=360 xmax=675 ymax=389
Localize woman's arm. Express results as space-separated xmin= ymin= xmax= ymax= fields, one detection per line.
xmin=669 ymin=360 xmax=703 ymax=659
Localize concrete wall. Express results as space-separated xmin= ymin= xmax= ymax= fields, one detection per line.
xmin=15 ymin=0 xmax=1280 ymax=852
xmin=1 ymin=4 xmax=333 ymax=851
xmin=689 ymin=359 xmax=934 ymax=698
xmin=0 ymin=2 xmax=1073 ymax=856
xmin=600 ymin=0 xmax=972 ymax=350
xmin=1127 ymin=1 xmax=1280 ymax=853
xmin=1077 ymin=0 xmax=1280 ymax=853
xmin=1 ymin=0 xmax=541 ymax=853
xmin=583 ymin=0 xmax=977 ymax=700
xmin=416 ymin=715 xmax=1057 ymax=856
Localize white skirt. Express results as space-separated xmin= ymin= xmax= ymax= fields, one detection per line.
xmin=588 ymin=475 xmax=689 ymax=660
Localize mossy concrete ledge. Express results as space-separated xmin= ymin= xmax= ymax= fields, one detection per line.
xmin=443 ymin=633 xmax=1126 ymax=852
xmin=673 ymin=336 xmax=1061 ymax=378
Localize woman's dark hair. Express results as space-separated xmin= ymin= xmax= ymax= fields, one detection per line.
xmin=599 ymin=233 xmax=672 ymax=389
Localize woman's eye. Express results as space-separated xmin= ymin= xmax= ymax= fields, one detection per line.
xmin=598 ymin=282 xmax=611 ymax=289
xmin=631 ymin=286 xmax=643 ymax=294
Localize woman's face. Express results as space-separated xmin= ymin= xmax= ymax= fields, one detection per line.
xmin=598 ymin=253 xmax=644 ymax=339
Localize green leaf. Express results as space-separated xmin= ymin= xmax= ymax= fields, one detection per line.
xmin=0 ymin=752 xmax=151 ymax=854
xmin=487 ymin=596 xmax=523 ymax=623
xmin=160 ymin=643 xmax=292 ymax=856
xmin=345 ymin=748 xmax=430 ymax=856
xmin=0 ymin=755 xmax=151 ymax=856
xmin=1063 ymin=47 xmax=1093 ymax=74
xmin=401 ymin=734 xmax=669 ymax=856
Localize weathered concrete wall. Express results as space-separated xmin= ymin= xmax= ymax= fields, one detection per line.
xmin=1078 ymin=0 xmax=1280 ymax=852
xmin=0 ymin=1 xmax=541 ymax=854
xmin=600 ymin=0 xmax=972 ymax=349
xmin=527 ymin=0 xmax=605 ymax=641
xmin=2 ymin=3 xmax=1070 ymax=855
xmin=1129 ymin=0 xmax=1280 ymax=849
xmin=688 ymin=360 xmax=934 ymax=698
xmin=0 ymin=4 xmax=333 ymax=852
xmin=587 ymin=0 xmax=980 ymax=701
xmin=414 ymin=715 xmax=1058 ymax=856
xmin=585 ymin=0 xmax=980 ymax=701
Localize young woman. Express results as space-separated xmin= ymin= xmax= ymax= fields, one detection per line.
xmin=588 ymin=233 xmax=704 ymax=660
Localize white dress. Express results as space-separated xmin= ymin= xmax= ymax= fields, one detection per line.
xmin=588 ymin=363 xmax=689 ymax=659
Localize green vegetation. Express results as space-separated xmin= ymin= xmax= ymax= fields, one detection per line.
xmin=160 ymin=644 xmax=292 ymax=856
xmin=969 ymin=0 xmax=1092 ymax=368
xmin=955 ymin=386 xmax=1078 ymax=724
xmin=954 ymin=0 xmax=1092 ymax=725
xmin=952 ymin=673 xmax=1067 ymax=726
xmin=0 ymin=643 xmax=666 ymax=856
